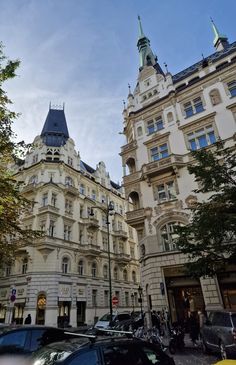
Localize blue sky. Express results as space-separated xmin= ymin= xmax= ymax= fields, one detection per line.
xmin=1 ymin=0 xmax=236 ymax=183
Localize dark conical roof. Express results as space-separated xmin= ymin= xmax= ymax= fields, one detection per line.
xmin=41 ymin=107 xmax=69 ymax=147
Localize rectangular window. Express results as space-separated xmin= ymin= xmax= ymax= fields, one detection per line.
xmin=92 ymin=290 xmax=97 ymax=307
xmin=150 ymin=143 xmax=169 ymax=161
xmin=125 ymin=292 xmax=129 ymax=307
xmin=147 ymin=120 xmax=155 ymax=134
xmin=64 ymin=225 xmax=72 ymax=241
xmin=187 ymin=125 xmax=216 ymax=150
xmin=228 ymin=80 xmax=236 ymax=97
xmin=155 ymin=181 xmax=176 ymax=202
xmin=40 ymin=221 xmax=46 ymax=232
xmin=156 ymin=117 xmax=164 ymax=131
xmin=49 ymin=221 xmax=55 ymax=237
xmin=42 ymin=193 xmax=48 ymax=206
xmin=51 ymin=193 xmax=57 ymax=207
xmin=184 ymin=97 xmax=204 ymax=118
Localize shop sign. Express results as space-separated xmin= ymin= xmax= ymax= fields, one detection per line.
xmin=77 ymin=288 xmax=84 ymax=296
xmin=17 ymin=288 xmax=25 ymax=296
xmin=59 ymin=285 xmax=71 ymax=297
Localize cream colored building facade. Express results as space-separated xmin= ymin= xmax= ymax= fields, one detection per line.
xmin=121 ymin=18 xmax=236 ymax=324
xmin=0 ymin=106 xmax=140 ymax=327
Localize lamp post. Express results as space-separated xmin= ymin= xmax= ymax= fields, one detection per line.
xmin=90 ymin=201 xmax=114 ymax=326
xmin=138 ymin=285 xmax=143 ymax=315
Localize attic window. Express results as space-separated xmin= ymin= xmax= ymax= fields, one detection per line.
xmin=188 ymin=77 xmax=200 ymax=85
xmin=215 ymin=61 xmax=228 ymax=71
xmin=176 ymin=83 xmax=186 ymax=92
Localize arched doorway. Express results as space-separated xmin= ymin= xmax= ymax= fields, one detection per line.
xmin=36 ymin=293 xmax=46 ymax=325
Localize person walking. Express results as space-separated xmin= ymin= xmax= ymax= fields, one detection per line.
xmin=24 ymin=314 xmax=32 ymax=324
xmin=189 ymin=312 xmax=199 ymax=346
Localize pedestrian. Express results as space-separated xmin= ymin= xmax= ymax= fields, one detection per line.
xmin=63 ymin=312 xmax=69 ymax=328
xmin=189 ymin=312 xmax=199 ymax=346
xmin=24 ymin=314 xmax=31 ymax=324
xmin=151 ymin=310 xmax=161 ymax=335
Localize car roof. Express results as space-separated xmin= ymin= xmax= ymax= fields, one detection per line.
xmin=0 ymin=325 xmax=65 ymax=334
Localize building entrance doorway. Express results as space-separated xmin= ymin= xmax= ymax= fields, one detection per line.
xmin=218 ymin=271 xmax=236 ymax=310
xmin=36 ymin=293 xmax=46 ymax=325
xmin=77 ymin=301 xmax=86 ymax=325
xmin=164 ymin=267 xmax=204 ymax=325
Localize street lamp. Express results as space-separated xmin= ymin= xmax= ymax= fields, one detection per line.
xmin=138 ymin=285 xmax=143 ymax=315
xmin=90 ymin=201 xmax=114 ymax=326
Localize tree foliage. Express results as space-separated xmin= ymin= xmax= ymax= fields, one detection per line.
xmin=176 ymin=141 xmax=236 ymax=278
xmin=0 ymin=42 xmax=40 ymax=268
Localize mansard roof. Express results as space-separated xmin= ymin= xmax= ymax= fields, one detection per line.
xmin=41 ymin=107 xmax=69 ymax=147
xmin=173 ymin=41 xmax=236 ymax=84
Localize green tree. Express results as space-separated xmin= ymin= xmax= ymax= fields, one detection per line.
xmin=176 ymin=141 xmax=236 ymax=278
xmin=0 ymin=42 xmax=40 ymax=268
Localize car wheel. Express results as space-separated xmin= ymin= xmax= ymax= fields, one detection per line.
xmin=201 ymin=340 xmax=209 ymax=354
xmin=219 ymin=342 xmax=227 ymax=360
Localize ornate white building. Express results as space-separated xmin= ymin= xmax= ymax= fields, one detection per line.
xmin=0 ymin=106 xmax=140 ymax=327
xmin=121 ymin=18 xmax=236 ymax=324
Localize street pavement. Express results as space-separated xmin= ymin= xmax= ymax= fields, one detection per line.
xmin=172 ymin=347 xmax=218 ymax=365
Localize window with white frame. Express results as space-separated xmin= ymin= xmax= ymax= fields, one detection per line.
xmin=51 ymin=193 xmax=57 ymax=207
xmin=42 ymin=193 xmax=48 ymax=206
xmin=125 ymin=292 xmax=129 ymax=306
xmin=91 ymin=262 xmax=97 ymax=277
xmin=5 ymin=264 xmax=11 ymax=277
xmin=187 ymin=124 xmax=216 ymax=150
xmin=62 ymin=257 xmax=69 ymax=273
xmin=65 ymin=199 xmax=73 ymax=214
xmin=40 ymin=221 xmax=46 ymax=232
xmin=123 ymin=269 xmax=128 ymax=281
xmin=80 ymin=184 xmax=85 ymax=195
xmin=160 ymin=222 xmax=182 ymax=251
xmin=154 ymin=181 xmax=177 ymax=202
xmin=102 ymin=215 xmax=107 ymax=227
xmin=147 ymin=116 xmax=164 ymax=135
xmin=132 ymin=270 xmax=137 ymax=283
xmin=228 ymin=80 xmax=236 ymax=97
xmin=150 ymin=143 xmax=169 ymax=161
xmin=64 ymin=224 xmax=72 ymax=241
xmin=91 ymin=190 xmax=96 ymax=201
xmin=102 ymin=236 xmax=108 ymax=251
xmin=183 ymin=96 xmax=204 ymax=117
xmin=78 ymin=260 xmax=84 ymax=276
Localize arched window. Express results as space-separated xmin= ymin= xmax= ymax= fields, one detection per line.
xmin=62 ymin=257 xmax=69 ymax=274
xmin=160 ymin=222 xmax=182 ymax=251
xmin=209 ymin=89 xmax=222 ymax=105
xmin=78 ymin=260 xmax=84 ymax=276
xmin=123 ymin=269 xmax=128 ymax=281
xmin=103 ymin=265 xmax=108 ymax=279
xmin=91 ymin=262 xmax=97 ymax=277
xmin=114 ymin=267 xmax=118 ymax=280
xmin=167 ymin=112 xmax=174 ymax=123
xmin=132 ymin=270 xmax=136 ymax=283
xmin=65 ymin=176 xmax=73 ymax=186
xmin=29 ymin=175 xmax=38 ymax=184
xmin=22 ymin=258 xmax=28 ymax=274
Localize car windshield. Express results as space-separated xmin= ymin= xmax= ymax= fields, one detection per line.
xmin=32 ymin=340 xmax=87 ymax=365
xmin=117 ymin=314 xmax=131 ymax=321
xmin=99 ymin=314 xmax=115 ymax=321
xmin=232 ymin=314 xmax=236 ymax=327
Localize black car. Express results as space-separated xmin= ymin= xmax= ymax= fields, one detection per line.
xmin=32 ymin=336 xmax=176 ymax=365
xmin=0 ymin=325 xmax=79 ymax=354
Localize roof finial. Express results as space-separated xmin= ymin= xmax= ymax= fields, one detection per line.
xmin=128 ymin=83 xmax=131 ymax=94
xmin=164 ymin=62 xmax=168 ymax=73
xmin=122 ymin=100 xmax=126 ymax=110
xmin=210 ymin=17 xmax=228 ymax=51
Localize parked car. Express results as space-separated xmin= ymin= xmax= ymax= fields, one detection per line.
xmin=94 ymin=312 xmax=131 ymax=329
xmin=201 ymin=310 xmax=236 ymax=359
xmin=0 ymin=325 xmax=79 ymax=354
xmin=31 ymin=336 xmax=176 ymax=365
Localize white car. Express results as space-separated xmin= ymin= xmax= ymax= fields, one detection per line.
xmin=94 ymin=312 xmax=131 ymax=329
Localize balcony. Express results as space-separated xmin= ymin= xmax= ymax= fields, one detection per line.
xmin=142 ymin=154 xmax=185 ymax=178
xmin=126 ymin=208 xmax=145 ymax=228
xmin=120 ymin=141 xmax=137 ymax=155
xmin=123 ymin=171 xmax=142 ymax=186
xmin=116 ymin=253 xmax=131 ymax=264
xmin=64 ymin=185 xmax=79 ymax=196
xmin=38 ymin=205 xmax=60 ymax=215
xmin=84 ymin=217 xmax=100 ymax=231
xmin=21 ymin=183 xmax=37 ymax=194
xmin=113 ymin=229 xmax=128 ymax=240
xmin=83 ymin=244 xmax=101 ymax=256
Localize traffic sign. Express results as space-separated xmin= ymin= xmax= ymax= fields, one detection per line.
xmin=112 ymin=296 xmax=119 ymax=306
xmin=11 ymin=288 xmax=16 ymax=296
xmin=10 ymin=294 xmax=16 ymax=302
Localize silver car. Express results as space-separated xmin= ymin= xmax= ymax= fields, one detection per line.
xmin=201 ymin=310 xmax=236 ymax=359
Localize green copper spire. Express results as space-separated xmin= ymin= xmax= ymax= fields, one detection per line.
xmin=210 ymin=18 xmax=228 ymax=50
xmin=137 ymin=16 xmax=158 ymax=69
xmin=138 ymin=15 xmax=145 ymax=39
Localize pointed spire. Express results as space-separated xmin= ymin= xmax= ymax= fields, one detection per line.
xmin=138 ymin=15 xmax=145 ymax=39
xmin=210 ymin=18 xmax=228 ymax=51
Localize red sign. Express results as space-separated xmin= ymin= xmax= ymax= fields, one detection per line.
xmin=112 ymin=296 xmax=119 ymax=305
